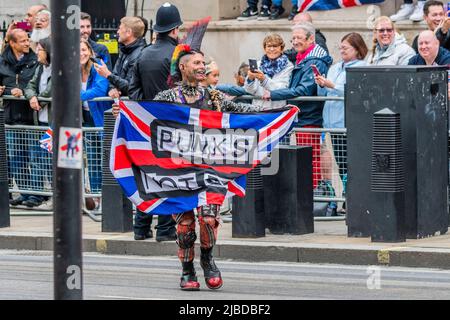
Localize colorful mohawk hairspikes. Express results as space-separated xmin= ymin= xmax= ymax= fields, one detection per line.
xmin=170 ymin=44 xmax=191 ymax=77
xmin=167 ymin=16 xmax=211 ymax=87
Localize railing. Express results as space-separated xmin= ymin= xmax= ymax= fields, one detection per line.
xmin=6 ymin=125 xmax=103 ymax=199
xmin=282 ymin=127 xmax=347 ymax=203
xmin=1 ymin=95 xmax=106 ymax=217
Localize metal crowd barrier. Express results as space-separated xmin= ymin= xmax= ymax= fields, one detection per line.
xmin=0 ymin=95 xmax=107 ymax=215
xmin=5 ymin=125 xmax=103 ymax=197
xmin=281 ymin=127 xmax=347 ymax=203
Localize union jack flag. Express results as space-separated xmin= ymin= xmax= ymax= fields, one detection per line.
xmin=39 ymin=128 xmax=53 ymax=154
xmin=110 ymin=100 xmax=298 ymax=215
xmin=298 ymin=0 xmax=384 ymax=12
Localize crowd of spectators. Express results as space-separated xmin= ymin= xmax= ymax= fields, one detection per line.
xmin=1 ymin=1 xmax=450 ymax=216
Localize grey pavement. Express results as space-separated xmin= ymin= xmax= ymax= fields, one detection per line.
xmin=1 ymin=250 xmax=450 ymax=300
xmin=1 ymin=208 xmax=450 ymax=269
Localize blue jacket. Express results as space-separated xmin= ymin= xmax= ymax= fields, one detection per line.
xmin=318 ymin=59 xmax=367 ymax=128
xmin=408 ymin=46 xmax=450 ymax=65
xmin=216 ymin=83 xmax=248 ymax=96
xmin=270 ymin=45 xmax=332 ymax=127
xmin=81 ymin=65 xmax=110 ymax=127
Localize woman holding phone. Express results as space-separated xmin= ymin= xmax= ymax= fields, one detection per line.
xmin=315 ymin=32 xmax=368 ymax=129
xmin=314 ymin=32 xmax=368 ymax=213
xmin=80 ymin=39 xmax=110 ymax=209
xmin=244 ymin=33 xmax=293 ymax=110
xmin=80 ymin=39 xmax=109 ymax=127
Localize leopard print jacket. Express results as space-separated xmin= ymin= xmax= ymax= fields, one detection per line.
xmin=154 ymin=86 xmax=262 ymax=113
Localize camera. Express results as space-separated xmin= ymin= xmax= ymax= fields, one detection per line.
xmin=16 ymin=21 xmax=32 ymax=32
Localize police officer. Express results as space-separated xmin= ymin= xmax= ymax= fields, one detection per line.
xmin=127 ymin=2 xmax=183 ymax=241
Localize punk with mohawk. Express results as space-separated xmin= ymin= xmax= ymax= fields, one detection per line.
xmin=154 ymin=17 xmax=264 ymax=292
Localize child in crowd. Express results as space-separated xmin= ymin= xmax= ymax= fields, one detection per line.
xmin=201 ymin=58 xmax=220 ymax=88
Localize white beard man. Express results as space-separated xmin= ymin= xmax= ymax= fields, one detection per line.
xmin=30 ymin=27 xmax=50 ymax=44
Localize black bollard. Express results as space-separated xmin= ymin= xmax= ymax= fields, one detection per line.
xmin=264 ymin=146 xmax=314 ymax=235
xmin=232 ymin=165 xmax=265 ymax=238
xmin=101 ymin=111 xmax=133 ymax=232
xmin=0 ymin=110 xmax=9 ymax=228
xmin=346 ymin=66 xmax=449 ymax=238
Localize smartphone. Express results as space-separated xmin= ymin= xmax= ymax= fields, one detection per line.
xmin=89 ymin=57 xmax=101 ymax=64
xmin=248 ymin=59 xmax=258 ymax=72
xmin=311 ymin=64 xmax=320 ymax=77
xmin=16 ymin=21 xmax=32 ymax=32
xmin=448 ymin=2 xmax=450 ymax=17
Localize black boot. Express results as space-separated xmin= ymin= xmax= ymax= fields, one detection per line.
xmin=200 ymin=247 xmax=223 ymax=290
xmin=180 ymin=261 xmax=200 ymax=291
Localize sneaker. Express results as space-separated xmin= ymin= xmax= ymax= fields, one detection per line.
xmin=23 ymin=198 xmax=43 ymax=208
xmin=270 ymin=6 xmax=285 ymax=20
xmin=10 ymin=195 xmax=27 ymax=206
xmin=390 ymin=3 xmax=414 ymax=22
xmin=409 ymin=2 xmax=425 ymax=22
xmin=288 ymin=5 xmax=298 ymax=21
xmin=134 ymin=230 xmax=153 ymax=240
xmin=35 ymin=199 xmax=53 ymax=211
xmin=237 ymin=6 xmax=258 ymax=21
xmin=257 ymin=5 xmax=271 ymax=20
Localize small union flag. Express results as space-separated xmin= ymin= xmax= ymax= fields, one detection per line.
xmin=39 ymin=128 xmax=53 ymax=154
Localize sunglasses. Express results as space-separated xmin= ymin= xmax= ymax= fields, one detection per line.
xmin=376 ymin=28 xmax=394 ymax=34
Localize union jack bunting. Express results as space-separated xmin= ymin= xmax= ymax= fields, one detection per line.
xmin=298 ymin=0 xmax=384 ymax=12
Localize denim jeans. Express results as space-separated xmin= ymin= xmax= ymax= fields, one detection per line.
xmin=7 ymin=129 xmax=47 ymax=203
xmin=272 ymin=0 xmax=297 ymax=7
xmin=29 ymin=139 xmax=51 ymax=201
xmin=7 ymin=130 xmax=31 ymax=190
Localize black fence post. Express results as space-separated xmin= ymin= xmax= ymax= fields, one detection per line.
xmin=101 ymin=111 xmax=133 ymax=232
xmin=52 ymin=0 xmax=83 ymax=300
xmin=0 ymin=109 xmax=10 ymax=228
